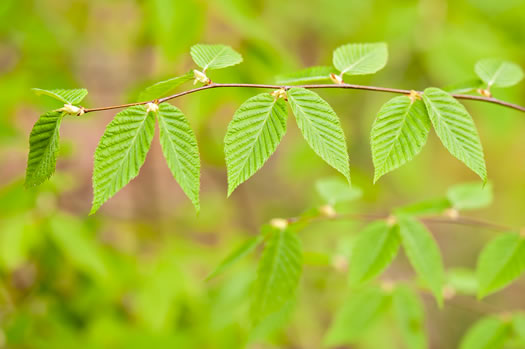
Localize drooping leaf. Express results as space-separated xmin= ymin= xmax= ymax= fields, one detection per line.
xmin=287 ymin=87 xmax=350 ymax=182
xmin=393 ymin=285 xmax=428 ymax=349
xmin=251 ymin=228 xmax=302 ymax=325
xmin=332 ymin=42 xmax=388 ymax=76
xmin=371 ymin=96 xmax=431 ymax=182
xmin=477 ymin=232 xmax=525 ymax=298
xmin=32 ymin=88 xmax=88 ymax=104
xmin=324 ymin=287 xmax=390 ymax=346
xmin=395 ymin=197 xmax=451 ymax=216
xmin=224 ymin=93 xmax=288 ymax=196
xmin=349 ymin=221 xmax=400 ymax=286
xmin=190 ymin=44 xmax=243 ymax=71
xmin=206 ymin=234 xmax=264 ymax=281
xmin=275 ymin=66 xmax=337 ymax=84
xmin=91 ymin=105 xmax=155 ymax=214
xmin=447 ymin=181 xmax=492 ymax=210
xmin=459 ymin=316 xmax=510 ymax=349
xmin=397 ymin=215 xmax=444 ymax=306
xmin=157 ymin=103 xmax=200 ymax=211
xmin=444 ymin=79 xmax=484 ymax=94
xmin=446 ymin=268 xmax=478 ymax=295
xmin=475 ymin=59 xmax=524 ymax=88
xmin=25 ymin=111 xmax=64 ymax=187
xmin=422 ymin=87 xmax=486 ymax=181
xmin=316 ymin=177 xmax=362 ymax=205
xmin=138 ymin=72 xmax=193 ymax=101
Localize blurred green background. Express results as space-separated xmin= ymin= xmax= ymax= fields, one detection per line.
xmin=1 ymin=0 xmax=525 ymax=348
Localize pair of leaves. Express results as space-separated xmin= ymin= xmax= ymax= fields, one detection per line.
xmin=91 ymin=103 xmax=200 ymax=213
xmin=225 ymin=88 xmax=350 ymax=195
xmin=372 ymin=87 xmax=486 ymax=182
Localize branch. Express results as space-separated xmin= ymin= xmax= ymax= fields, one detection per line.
xmin=83 ymin=82 xmax=525 ymax=114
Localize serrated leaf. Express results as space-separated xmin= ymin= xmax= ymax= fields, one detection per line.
xmin=25 ymin=111 xmax=64 ymax=187
xmin=287 ymin=88 xmax=350 ymax=182
xmin=397 ymin=215 xmax=444 ymax=306
xmin=206 ymin=234 xmax=264 ymax=281
xmin=138 ymin=72 xmax=193 ymax=101
xmin=371 ymin=96 xmax=431 ymax=182
xmin=393 ymin=285 xmax=428 ymax=349
xmin=315 ymin=177 xmax=362 ymax=205
xmin=157 ymin=103 xmax=200 ymax=211
xmin=190 ymin=44 xmax=243 ymax=71
xmin=459 ymin=316 xmax=510 ymax=349
xmin=349 ymin=221 xmax=400 ymax=286
xmin=444 ymin=79 xmax=484 ymax=94
xmin=251 ymin=228 xmax=302 ymax=325
xmin=224 ymin=93 xmax=288 ymax=196
xmin=275 ymin=66 xmax=337 ymax=85
xmin=91 ymin=105 xmax=155 ymax=214
xmin=395 ymin=197 xmax=451 ymax=216
xmin=333 ymin=42 xmax=388 ymax=76
xmin=447 ymin=181 xmax=492 ymax=210
xmin=32 ymin=88 xmax=88 ymax=104
xmin=446 ymin=268 xmax=478 ymax=295
xmin=422 ymin=87 xmax=486 ymax=181
xmin=475 ymin=59 xmax=524 ymax=88
xmin=477 ymin=232 xmax=525 ymax=298
xmin=324 ymin=287 xmax=390 ymax=346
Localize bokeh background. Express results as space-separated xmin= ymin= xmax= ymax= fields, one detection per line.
xmin=1 ymin=0 xmax=525 ymax=348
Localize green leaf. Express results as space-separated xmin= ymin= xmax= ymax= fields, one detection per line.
xmin=332 ymin=42 xmax=388 ymax=76
xmin=395 ymin=198 xmax=451 ymax=216
xmin=25 ymin=111 xmax=64 ymax=187
xmin=512 ymin=313 xmax=525 ymax=343
xmin=287 ymin=88 xmax=350 ymax=182
xmin=477 ymin=232 xmax=525 ymax=298
xmin=393 ymin=285 xmax=428 ymax=349
xmin=459 ymin=316 xmax=510 ymax=349
xmin=349 ymin=221 xmax=400 ymax=286
xmin=446 ymin=268 xmax=478 ymax=295
xmin=275 ymin=66 xmax=337 ymax=84
xmin=206 ymin=234 xmax=264 ymax=281
xmin=475 ymin=59 xmax=524 ymax=88
xmin=444 ymin=79 xmax=484 ymax=94
xmin=157 ymin=103 xmax=200 ymax=211
xmin=224 ymin=93 xmax=288 ymax=196
xmin=422 ymin=87 xmax=486 ymax=181
xmin=447 ymin=181 xmax=492 ymax=210
xmin=190 ymin=44 xmax=243 ymax=71
xmin=138 ymin=72 xmax=193 ymax=101
xmin=32 ymin=88 xmax=88 ymax=104
xmin=315 ymin=177 xmax=362 ymax=205
xmin=371 ymin=96 xmax=431 ymax=182
xmin=324 ymin=287 xmax=390 ymax=346
xmin=397 ymin=215 xmax=444 ymax=306
xmin=91 ymin=105 xmax=155 ymax=214
xmin=251 ymin=228 xmax=302 ymax=325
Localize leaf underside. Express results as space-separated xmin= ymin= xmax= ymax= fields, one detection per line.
xmin=190 ymin=44 xmax=243 ymax=71
xmin=475 ymin=58 xmax=524 ymax=88
xmin=333 ymin=42 xmax=388 ymax=76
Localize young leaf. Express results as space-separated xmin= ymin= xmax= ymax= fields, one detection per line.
xmin=397 ymin=215 xmax=444 ymax=306
xmin=393 ymin=285 xmax=428 ymax=349
xmin=349 ymin=221 xmax=400 ymax=286
xmin=157 ymin=103 xmax=200 ymax=211
xmin=206 ymin=234 xmax=264 ymax=281
xmin=224 ymin=93 xmax=288 ymax=196
xmin=459 ymin=316 xmax=510 ymax=349
xmin=422 ymin=87 xmax=486 ymax=182
xmin=444 ymin=79 xmax=484 ymax=94
xmin=371 ymin=96 xmax=431 ymax=182
xmin=395 ymin=198 xmax=451 ymax=216
xmin=91 ymin=105 xmax=155 ymax=214
xmin=447 ymin=181 xmax=492 ymax=210
xmin=446 ymin=268 xmax=478 ymax=295
xmin=138 ymin=72 xmax=193 ymax=101
xmin=251 ymin=228 xmax=302 ymax=325
xmin=477 ymin=232 xmax=525 ymax=298
xmin=332 ymin=42 xmax=388 ymax=76
xmin=324 ymin=287 xmax=390 ymax=346
xmin=275 ymin=66 xmax=337 ymax=85
xmin=287 ymin=88 xmax=350 ymax=182
xmin=25 ymin=111 xmax=64 ymax=187
xmin=190 ymin=44 xmax=243 ymax=71
xmin=475 ymin=59 xmax=524 ymax=88
xmin=315 ymin=177 xmax=362 ymax=205
xmin=32 ymin=88 xmax=88 ymax=105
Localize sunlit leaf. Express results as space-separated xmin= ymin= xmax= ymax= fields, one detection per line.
xmin=190 ymin=44 xmax=243 ymax=71
xmin=275 ymin=66 xmax=337 ymax=84
xmin=393 ymin=285 xmax=428 ymax=349
xmin=333 ymin=42 xmax=388 ymax=76
xmin=138 ymin=72 xmax=193 ymax=101
xmin=447 ymin=181 xmax=492 ymax=210
xmin=315 ymin=177 xmax=362 ymax=205
xmin=475 ymin=59 xmax=524 ymax=88
xmin=459 ymin=316 xmax=510 ymax=349
xmin=32 ymin=88 xmax=88 ymax=104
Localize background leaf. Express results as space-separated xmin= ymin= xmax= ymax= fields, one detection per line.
xmin=275 ymin=66 xmax=337 ymax=84
xmin=224 ymin=93 xmax=288 ymax=196
xmin=474 ymin=59 xmax=524 ymax=88
xmin=446 ymin=268 xmax=478 ymax=295
xmin=32 ymin=88 xmax=88 ymax=104
xmin=315 ymin=177 xmax=362 ymax=205
xmin=447 ymin=181 xmax=492 ymax=210
xmin=91 ymin=105 xmax=155 ymax=214
xmin=371 ymin=96 xmax=430 ymax=182
xmin=287 ymin=87 xmax=350 ymax=182
xmin=190 ymin=44 xmax=243 ymax=71
xmin=157 ymin=103 xmax=200 ymax=211
xmin=393 ymin=285 xmax=428 ymax=349
xmin=332 ymin=42 xmax=388 ymax=76
xmin=138 ymin=73 xmax=193 ymax=101
xmin=422 ymin=87 xmax=486 ymax=181
xmin=459 ymin=316 xmax=510 ymax=349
